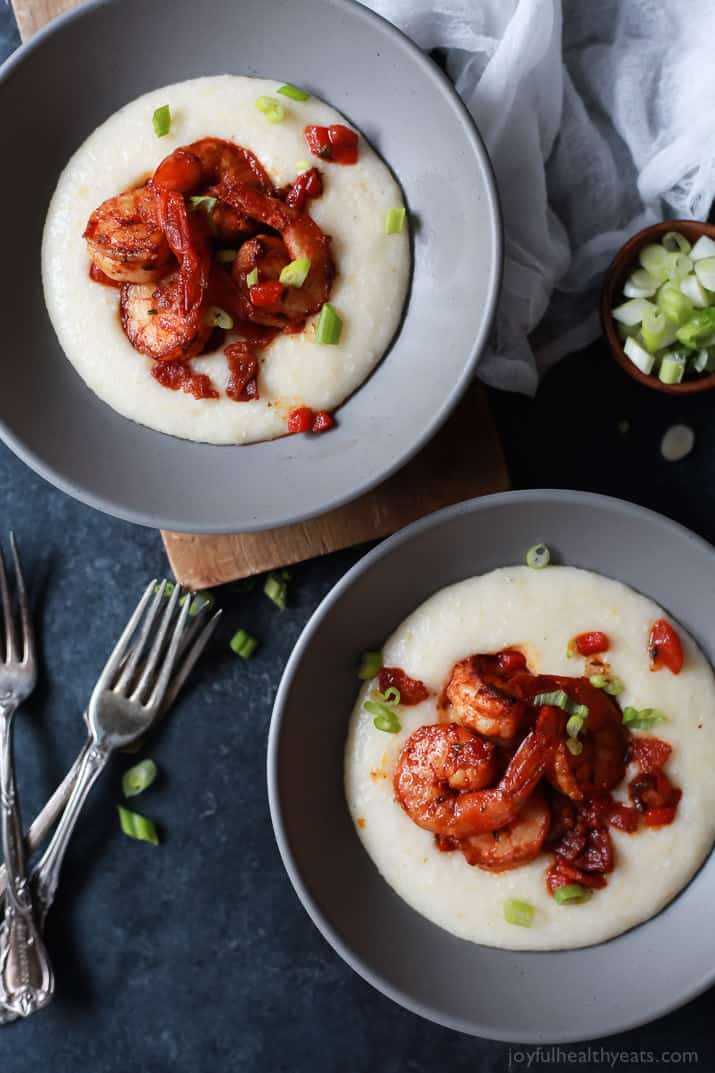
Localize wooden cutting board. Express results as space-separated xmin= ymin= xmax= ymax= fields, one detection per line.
xmin=16 ymin=0 xmax=510 ymax=587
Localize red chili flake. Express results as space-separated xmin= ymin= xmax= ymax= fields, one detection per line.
xmin=648 ymin=618 xmax=684 ymax=674
xmin=378 ymin=667 xmax=429 ymax=706
xmin=225 ymin=343 xmax=259 ymax=402
xmin=249 ymin=281 xmax=284 ymax=308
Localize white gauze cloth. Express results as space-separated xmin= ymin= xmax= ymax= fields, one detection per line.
xmin=367 ymin=0 xmax=715 ymax=393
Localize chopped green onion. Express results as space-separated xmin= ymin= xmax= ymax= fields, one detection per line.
xmin=656 ymin=282 xmax=693 ymax=327
xmin=385 ymin=207 xmax=407 ymax=235
xmin=217 ymin=248 xmax=238 ymax=263
xmin=277 ymin=83 xmax=310 ymax=101
xmin=118 ymin=806 xmax=159 ymax=845
xmin=623 ymin=269 xmax=658 ymax=299
xmin=358 ymin=650 xmax=383 ymax=680
xmin=612 ymin=298 xmax=655 ymax=326
xmin=566 ymin=638 xmax=578 ymax=658
xmin=315 ymin=303 xmax=343 ymax=345
xmin=206 ymin=306 xmax=234 ymax=330
xmin=623 ymin=706 xmax=668 ymax=730
xmin=623 ymin=336 xmax=655 ymax=375
xmin=566 ymin=714 xmax=585 ymax=738
xmin=179 ymin=589 xmax=215 ymax=616
xmin=694 ymin=257 xmax=715 ymax=292
xmin=690 ymin=235 xmax=715 ymax=262
xmin=382 ymin=687 xmax=401 ymax=706
xmin=122 ymin=759 xmax=158 ymax=798
xmin=364 ymin=687 xmax=401 ymax=731
xmin=295 ymin=159 xmax=311 ymax=173
xmin=566 ymin=737 xmax=584 ymax=756
xmin=692 ymin=348 xmax=715 ymax=373
xmin=246 ymin=268 xmax=259 ymax=287
xmin=264 ymin=572 xmax=288 ymax=610
xmin=641 ymin=307 xmax=676 ymax=353
xmin=667 ymin=253 xmax=693 ymax=281
xmin=662 ymin=231 xmax=692 ymax=255
xmin=230 ymin=628 xmax=258 ymax=658
xmin=658 ymin=352 xmax=686 ymax=385
xmin=153 ymin=581 xmax=174 ymax=596
xmin=279 ymin=257 xmax=311 ymax=288
xmin=256 ymin=96 xmax=285 ymax=123
xmin=679 ymin=275 xmax=710 ymax=310
xmin=189 ymin=195 xmax=217 ymax=214
xmin=503 ymin=898 xmax=534 ymax=927
xmin=152 ymin=104 xmax=171 ymax=138
xmin=533 ymin=690 xmax=569 ymax=709
xmin=525 ymin=543 xmax=550 ymax=569
xmin=553 ymin=883 xmax=591 ymax=905
xmin=639 ymin=243 xmax=672 ymax=282
xmin=372 ymin=709 xmax=401 ymax=734
xmin=589 ymin=673 xmax=624 ymax=696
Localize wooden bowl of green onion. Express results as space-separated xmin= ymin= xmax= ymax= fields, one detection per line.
xmin=601 ymin=220 xmax=715 ymax=394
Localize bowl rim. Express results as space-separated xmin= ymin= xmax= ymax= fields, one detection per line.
xmin=0 ymin=0 xmax=504 ymax=534
xmin=600 ymin=218 xmax=715 ymax=396
xmin=267 ymin=487 xmax=715 ymax=1042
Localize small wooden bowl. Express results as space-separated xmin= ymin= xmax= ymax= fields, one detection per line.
xmin=601 ymin=219 xmax=715 ymax=394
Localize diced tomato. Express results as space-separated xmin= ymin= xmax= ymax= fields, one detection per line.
xmin=304 ymin=124 xmax=359 ymax=165
xmin=571 ymin=631 xmax=610 ymax=657
xmin=629 ymin=735 xmax=672 ymax=774
xmin=151 ymin=360 xmax=218 ymax=400
xmin=629 ymin=771 xmax=681 ymax=812
xmin=249 ymin=281 xmax=284 ymax=308
xmin=311 ymin=410 xmax=334 ymax=433
xmin=643 ymin=805 xmax=679 ymax=827
xmin=495 ymin=648 xmax=527 ymax=675
xmin=608 ymin=803 xmax=640 ymax=833
xmin=286 ymin=167 xmax=323 ymax=210
xmin=648 ymin=618 xmax=684 ymax=675
xmin=378 ymin=667 xmax=429 ymax=706
xmin=287 ymin=407 xmax=314 ymax=434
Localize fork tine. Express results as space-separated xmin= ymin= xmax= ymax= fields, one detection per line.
xmin=160 ymin=609 xmax=222 ymax=713
xmin=97 ymin=579 xmax=157 ymax=688
xmin=0 ymin=541 xmax=16 ymax=663
xmin=130 ymin=583 xmax=184 ymax=703
xmin=144 ymin=591 xmax=193 ymax=710
xmin=10 ymin=533 xmax=33 ymax=666
xmin=114 ymin=581 xmax=168 ymax=694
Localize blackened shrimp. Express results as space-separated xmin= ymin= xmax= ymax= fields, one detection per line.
xmin=84 ymin=185 xmax=172 ymax=284
xmin=445 ymin=652 xmax=532 ymax=741
xmin=219 ymin=179 xmax=335 ymax=322
xmin=393 ymin=708 xmax=561 ymax=839
xmin=459 ymin=788 xmax=551 ymax=871
xmin=120 ymin=270 xmax=212 ymax=362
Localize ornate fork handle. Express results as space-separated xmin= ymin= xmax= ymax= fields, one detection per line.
xmin=0 ymin=700 xmax=53 ymax=1017
xmin=32 ymin=742 xmax=110 ymax=927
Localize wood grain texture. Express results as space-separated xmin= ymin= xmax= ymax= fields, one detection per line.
xmin=17 ymin=0 xmax=510 ymax=587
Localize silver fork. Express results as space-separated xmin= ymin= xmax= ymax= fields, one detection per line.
xmin=0 ymin=598 xmax=220 ymax=903
xmin=0 ymin=578 xmax=206 ymax=1017
xmin=0 ymin=534 xmax=53 ymax=1018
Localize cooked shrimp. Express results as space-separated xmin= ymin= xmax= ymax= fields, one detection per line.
xmin=84 ymin=185 xmax=172 ymax=284
xmin=394 ymin=707 xmax=561 ymax=838
xmin=152 ymin=137 xmax=273 ymax=243
xmin=525 ymin=676 xmax=627 ymax=800
xmin=218 ymin=179 xmax=335 ymax=322
xmin=233 ymin=234 xmax=292 ymax=328
xmin=153 ymin=187 xmax=212 ymax=315
xmin=120 ymin=270 xmax=212 ymax=362
xmin=459 ymin=788 xmax=551 ymax=871
xmin=445 ymin=653 xmax=532 ymax=741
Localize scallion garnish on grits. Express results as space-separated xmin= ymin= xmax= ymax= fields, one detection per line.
xmin=612 ymin=231 xmax=715 ymax=383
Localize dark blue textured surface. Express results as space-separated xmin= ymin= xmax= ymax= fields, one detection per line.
xmin=1 ymin=6 xmax=714 ymax=1070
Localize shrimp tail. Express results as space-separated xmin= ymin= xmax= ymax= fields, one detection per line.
xmin=153 ymin=186 xmax=210 ymax=314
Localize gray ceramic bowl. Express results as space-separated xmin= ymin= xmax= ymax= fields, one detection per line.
xmin=0 ymin=0 xmax=501 ymax=533
xmin=268 ymin=490 xmax=715 ymax=1042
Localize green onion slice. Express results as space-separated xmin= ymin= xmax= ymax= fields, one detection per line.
xmin=179 ymin=589 xmax=215 ymax=616
xmin=662 ymin=231 xmax=692 ymax=255
xmin=256 ymin=96 xmax=286 ymax=123
xmin=589 ymin=673 xmax=624 ymax=696
xmin=246 ymin=267 xmax=259 ymax=287
xmin=372 ymin=710 xmax=401 ymax=734
xmin=382 ymin=687 xmax=401 ymax=706
xmin=189 ymin=195 xmax=217 ymax=214
xmin=230 ymin=628 xmax=258 ymax=659
xmin=622 ymin=706 xmax=668 ymax=730
xmin=533 ymin=689 xmax=569 ymax=709
xmin=153 ymin=581 xmax=174 ymax=596
xmin=118 ymin=806 xmax=160 ymax=845
xmin=295 ymin=159 xmax=311 ymax=173
xmin=217 ymin=248 xmax=238 ymax=263
xmin=357 ymin=650 xmax=383 ymax=680
xmin=658 ymin=352 xmax=686 ymax=385
xmin=639 ymin=243 xmax=672 ymax=282
xmin=152 ymin=104 xmax=171 ymax=138
xmin=264 ymin=572 xmax=288 ymax=610
xmin=566 ymin=714 xmax=585 ymax=738
xmin=525 ymin=543 xmax=550 ymax=569
xmin=316 ymin=303 xmax=343 ymax=346
xmin=623 ymin=336 xmax=655 ymax=375
xmin=690 ymin=235 xmax=715 ymax=262
xmin=279 ymin=257 xmax=311 ymax=288
xmin=206 ymin=306 xmax=234 ymax=330
xmin=122 ymin=759 xmax=158 ymax=799
xmin=385 ymin=207 xmax=407 ymax=235
xmin=566 ymin=737 xmax=584 ymax=756
xmin=503 ymin=898 xmax=534 ymax=927
xmin=277 ymin=84 xmax=311 ymax=101
xmin=553 ymin=883 xmax=592 ymax=905
xmin=364 ymin=688 xmax=402 ymax=732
